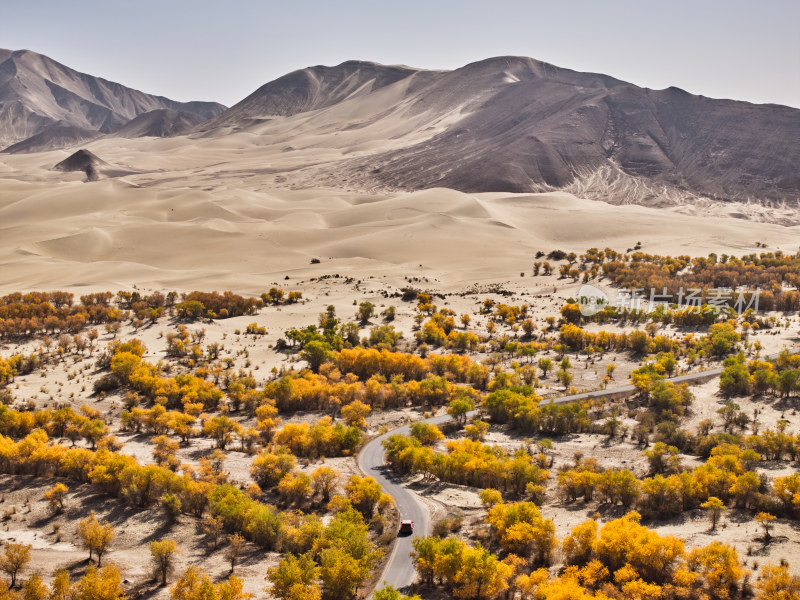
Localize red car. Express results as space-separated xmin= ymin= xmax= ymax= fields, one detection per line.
xmin=399 ymin=520 xmax=414 ymax=535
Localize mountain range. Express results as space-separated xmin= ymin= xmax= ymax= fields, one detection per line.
xmin=0 ymin=49 xmax=225 ymax=151
xmin=199 ymin=57 xmax=799 ymax=207
xmin=2 ymin=50 xmax=798 ymax=208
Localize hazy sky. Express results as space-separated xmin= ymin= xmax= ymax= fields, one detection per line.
xmin=3 ymin=0 xmax=799 ymax=108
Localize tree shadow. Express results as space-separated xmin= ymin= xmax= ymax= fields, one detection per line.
xmin=185 ymin=445 xmax=217 ymax=461
xmin=238 ymin=548 xmax=267 ymax=568
xmin=550 ymin=499 xmax=602 ymax=516
xmin=396 ymin=584 xmax=419 ymax=597
xmin=62 ymin=557 xmax=93 ymax=577
xmin=640 ymin=508 xmax=696 ymax=528
xmin=126 ymin=582 xmax=163 ymax=600
xmin=407 ymin=478 xmax=445 ymax=497
xmin=28 ymin=510 xmax=58 ymax=529
xmin=756 ymin=459 xmax=798 ymax=472
xmin=140 ymin=516 xmax=176 ymax=543
xmin=599 ymin=436 xmax=621 ymax=449
xmin=754 ymin=533 xmax=789 ymax=548
xmin=212 ymin=569 xmax=235 ymax=583
xmin=725 ymin=509 xmax=759 ymax=525
xmin=372 ymin=465 xmax=409 ymax=485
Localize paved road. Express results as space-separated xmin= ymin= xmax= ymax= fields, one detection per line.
xmin=357 ymin=349 xmax=793 ymax=595
xmin=357 ymin=411 xmax=465 ymax=593
xmin=538 ymin=350 xmax=790 ymax=406
xmin=539 ymin=368 xmax=721 ymax=406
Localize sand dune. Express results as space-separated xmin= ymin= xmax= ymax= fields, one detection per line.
xmin=1 ymin=55 xmax=798 ymax=296
xmin=27 ymin=227 xmax=115 ymax=261
xmin=3 ymin=48 xmax=798 ymax=263
xmin=1 ymin=134 xmax=798 ymax=295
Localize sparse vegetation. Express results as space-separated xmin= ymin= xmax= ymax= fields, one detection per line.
xmin=0 ymin=263 xmax=796 ymax=597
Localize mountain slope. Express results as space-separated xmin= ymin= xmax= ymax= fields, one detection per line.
xmin=196 ymin=60 xmax=424 ymax=132
xmin=0 ymin=49 xmax=226 ymax=150
xmin=2 ymin=123 xmax=100 ymax=153
xmin=204 ymin=56 xmax=800 ymax=207
xmin=111 ymin=109 xmax=206 ymax=138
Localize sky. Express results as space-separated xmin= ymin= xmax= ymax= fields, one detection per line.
xmin=3 ymin=0 xmax=799 ymax=108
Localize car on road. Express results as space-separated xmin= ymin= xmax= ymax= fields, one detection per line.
xmin=399 ymin=520 xmax=414 ymax=535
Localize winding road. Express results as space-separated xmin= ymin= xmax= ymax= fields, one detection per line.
xmin=357 ymin=411 xmax=463 ymax=592
xmin=357 ymin=351 xmax=792 ymax=594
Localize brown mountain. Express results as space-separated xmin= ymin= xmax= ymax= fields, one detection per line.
xmin=0 ymin=49 xmax=226 ymax=151
xmin=111 ymin=109 xmax=207 ymax=138
xmin=202 ymin=57 xmax=800 ymax=207
xmin=2 ymin=123 xmax=100 ymax=154
xmin=196 ymin=60 xmax=422 ymax=133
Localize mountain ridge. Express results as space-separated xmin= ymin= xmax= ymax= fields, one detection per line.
xmin=0 ymin=48 xmax=226 ymax=150
xmin=2 ymin=51 xmax=798 ymax=209
xmin=198 ymin=55 xmax=799 ymax=207
xmin=196 ymin=60 xmax=426 ymax=132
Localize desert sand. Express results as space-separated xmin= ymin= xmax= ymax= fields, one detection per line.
xmin=1 ymin=131 xmax=799 ymax=296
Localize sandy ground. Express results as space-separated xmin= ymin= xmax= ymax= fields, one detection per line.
xmin=0 ymin=475 xmax=279 ymax=599
xmin=1 ymin=274 xmax=798 ymax=592
xmin=410 ymin=399 xmax=800 ymax=577
xmin=1 ymin=133 xmax=800 ymax=294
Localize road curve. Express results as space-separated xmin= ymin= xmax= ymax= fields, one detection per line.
xmin=358 ymin=350 xmax=793 ymax=595
xmin=357 ymin=410 xmax=466 ymax=592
